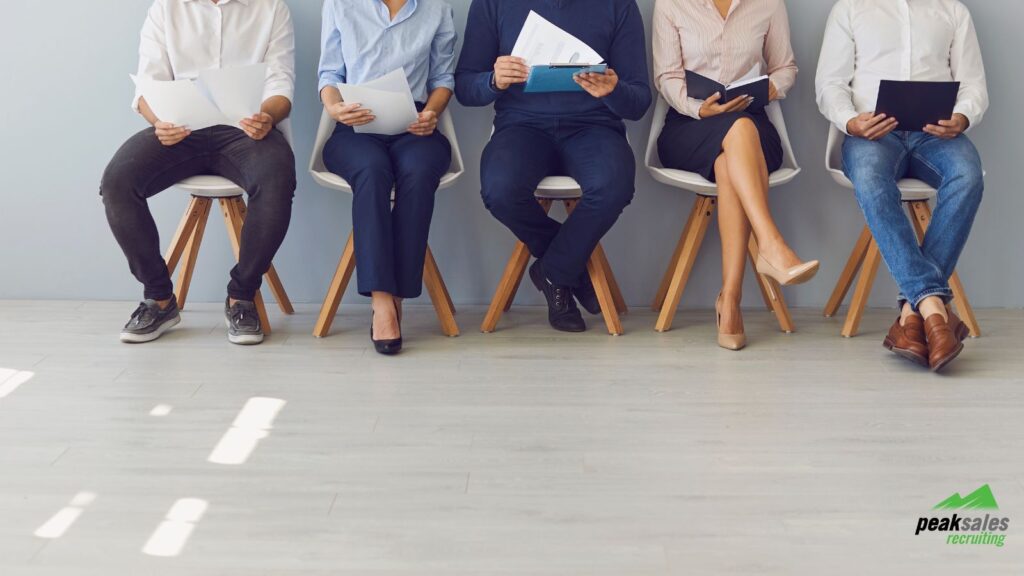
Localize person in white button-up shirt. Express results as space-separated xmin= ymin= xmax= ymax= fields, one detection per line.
xmin=100 ymin=0 xmax=297 ymax=346
xmin=814 ymin=0 xmax=987 ymax=371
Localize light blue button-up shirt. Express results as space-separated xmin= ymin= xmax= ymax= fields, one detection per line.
xmin=318 ymin=0 xmax=457 ymax=103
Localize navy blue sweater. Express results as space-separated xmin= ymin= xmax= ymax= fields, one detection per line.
xmin=455 ymin=0 xmax=652 ymax=128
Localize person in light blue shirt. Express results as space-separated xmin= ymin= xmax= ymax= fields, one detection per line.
xmin=318 ymin=0 xmax=457 ymax=356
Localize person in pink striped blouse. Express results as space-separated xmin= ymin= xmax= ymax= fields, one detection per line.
xmin=652 ymin=0 xmax=818 ymax=351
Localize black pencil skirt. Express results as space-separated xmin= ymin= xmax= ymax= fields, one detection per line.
xmin=657 ymin=107 xmax=783 ymax=183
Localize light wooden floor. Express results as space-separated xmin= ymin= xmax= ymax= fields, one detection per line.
xmin=1 ymin=300 xmax=1022 ymax=575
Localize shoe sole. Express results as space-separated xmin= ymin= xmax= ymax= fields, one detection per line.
xmin=882 ymin=336 xmax=929 ymax=368
xmin=224 ymin=318 xmax=264 ymax=345
xmin=779 ymin=263 xmax=820 ymax=286
xmin=120 ymin=315 xmax=181 ymax=344
xmin=930 ymin=342 xmax=965 ymax=373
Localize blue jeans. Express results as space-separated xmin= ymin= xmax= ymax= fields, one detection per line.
xmin=842 ymin=131 xmax=983 ymax=310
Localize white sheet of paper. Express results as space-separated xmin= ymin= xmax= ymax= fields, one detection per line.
xmin=132 ymin=75 xmax=227 ymax=130
xmin=198 ymin=63 xmax=267 ymax=126
xmin=511 ymin=11 xmax=603 ymax=67
xmin=337 ymin=69 xmax=419 ymax=136
xmin=727 ymin=64 xmax=765 ymax=89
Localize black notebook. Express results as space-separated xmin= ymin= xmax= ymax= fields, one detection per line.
xmin=874 ymin=80 xmax=960 ymax=132
xmin=685 ymin=70 xmax=770 ymax=111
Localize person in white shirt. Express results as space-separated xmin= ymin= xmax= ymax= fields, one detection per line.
xmin=815 ymin=0 xmax=987 ymax=372
xmin=100 ymin=0 xmax=296 ymax=346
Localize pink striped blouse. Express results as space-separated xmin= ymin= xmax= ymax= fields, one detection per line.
xmin=653 ymin=0 xmax=798 ymax=119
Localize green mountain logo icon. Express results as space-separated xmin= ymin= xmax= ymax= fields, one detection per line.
xmin=933 ymin=484 xmax=999 ymax=510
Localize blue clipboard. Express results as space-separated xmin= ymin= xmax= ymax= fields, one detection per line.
xmin=524 ymin=64 xmax=608 ymax=94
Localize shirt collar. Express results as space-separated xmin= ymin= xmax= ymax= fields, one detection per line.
xmin=376 ymin=0 xmax=418 ymax=27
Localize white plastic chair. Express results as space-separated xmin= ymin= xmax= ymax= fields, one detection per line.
xmin=309 ymin=109 xmax=463 ymax=338
xmin=645 ymin=97 xmax=800 ymax=333
xmin=821 ymin=124 xmax=980 ymax=337
xmin=164 ymin=120 xmax=296 ymax=336
xmin=480 ymin=173 xmax=629 ymax=336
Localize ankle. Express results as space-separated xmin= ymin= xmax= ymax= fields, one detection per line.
xmin=918 ymin=297 xmax=948 ymax=321
xmin=156 ymin=298 xmax=173 ymax=310
xmin=719 ymin=290 xmax=742 ymax=306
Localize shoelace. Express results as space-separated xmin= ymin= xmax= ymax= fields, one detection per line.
xmin=230 ymin=305 xmax=257 ymax=329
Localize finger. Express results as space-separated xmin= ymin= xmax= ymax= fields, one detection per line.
xmin=862 ymin=113 xmax=888 ymax=129
xmin=865 ymin=119 xmax=898 ymax=139
xmin=937 ymin=119 xmax=957 ymax=127
xmin=704 ymin=92 xmax=723 ymax=106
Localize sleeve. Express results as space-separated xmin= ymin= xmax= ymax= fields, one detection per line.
xmin=427 ymin=4 xmax=458 ymax=93
xmin=814 ymin=0 xmax=860 ymax=134
xmin=317 ymin=0 xmax=348 ymax=94
xmin=600 ymin=1 xmax=652 ymax=121
xmin=764 ymin=0 xmax=798 ymax=99
xmin=652 ymin=0 xmax=702 ymax=119
xmin=949 ymin=3 xmax=988 ymax=130
xmin=262 ymin=0 xmax=296 ymax=104
xmin=454 ymin=0 xmax=502 ymax=107
xmin=133 ymin=0 xmax=173 ymax=111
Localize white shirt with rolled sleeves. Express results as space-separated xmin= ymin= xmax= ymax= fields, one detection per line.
xmin=815 ymin=0 xmax=988 ymax=134
xmin=133 ymin=0 xmax=296 ymax=113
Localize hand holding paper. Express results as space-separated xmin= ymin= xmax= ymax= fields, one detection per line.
xmin=132 ymin=63 xmax=268 ymax=131
xmin=510 ymin=11 xmax=607 ymax=94
xmin=337 ymin=69 xmax=419 ymax=135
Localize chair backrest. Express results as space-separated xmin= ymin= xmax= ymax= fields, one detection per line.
xmin=825 ymin=123 xmax=845 ymax=177
xmin=644 ymin=96 xmax=799 ymax=173
xmin=309 ymin=108 xmax=464 ymax=184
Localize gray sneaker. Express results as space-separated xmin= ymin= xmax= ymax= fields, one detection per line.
xmin=225 ymin=298 xmax=264 ymax=345
xmin=120 ymin=297 xmax=181 ymax=343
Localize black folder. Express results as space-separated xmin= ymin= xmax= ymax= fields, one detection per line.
xmin=874 ymin=80 xmax=960 ymax=132
xmin=685 ymin=70 xmax=770 ymax=111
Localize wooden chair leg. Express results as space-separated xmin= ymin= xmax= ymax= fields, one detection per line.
xmin=748 ymin=235 xmax=795 ymax=333
xmin=504 ymin=264 xmax=527 ymax=312
xmin=655 ymin=196 xmax=715 ymax=332
xmin=174 ymin=198 xmax=212 ymax=311
xmin=313 ymin=231 xmax=356 ymax=338
xmin=233 ymin=197 xmax=294 ymax=315
xmin=593 ymin=244 xmax=627 ymax=315
xmin=824 ymin=226 xmax=872 ymax=318
xmin=907 ymin=201 xmax=981 ymax=337
xmin=220 ymin=198 xmax=271 ymax=335
xmin=423 ymin=246 xmax=460 ymax=337
xmin=841 ymin=238 xmax=882 ymax=338
xmin=652 ymin=200 xmax=700 ymax=311
xmin=481 ymin=241 xmax=531 ymax=333
xmin=586 ymin=247 xmax=623 ymax=336
xmin=165 ymin=196 xmax=205 ymax=274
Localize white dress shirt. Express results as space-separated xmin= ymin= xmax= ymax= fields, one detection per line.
xmin=815 ymin=0 xmax=988 ymax=134
xmin=134 ymin=0 xmax=295 ymax=111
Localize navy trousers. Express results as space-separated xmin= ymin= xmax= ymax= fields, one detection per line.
xmin=323 ymin=123 xmax=451 ymax=299
xmin=480 ymin=120 xmax=635 ymax=287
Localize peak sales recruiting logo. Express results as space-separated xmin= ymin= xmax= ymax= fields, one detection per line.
xmin=915 ymin=485 xmax=1009 ymax=547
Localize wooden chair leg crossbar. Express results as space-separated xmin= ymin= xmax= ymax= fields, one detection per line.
xmin=164 ymin=195 xmax=294 ymax=336
xmin=823 ymin=200 xmax=981 ymax=338
xmin=651 ymin=195 xmax=795 ymax=333
xmin=481 ymin=198 xmax=628 ymax=336
xmin=313 ymin=233 xmax=460 ymax=339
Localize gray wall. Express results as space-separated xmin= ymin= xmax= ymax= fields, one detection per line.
xmin=1 ymin=0 xmax=1020 ymax=310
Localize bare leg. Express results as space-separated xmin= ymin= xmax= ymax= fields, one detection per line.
xmin=714 ymin=154 xmax=746 ymax=335
xmin=371 ymin=291 xmax=401 ymax=340
xmin=720 ymin=118 xmax=804 ymax=270
xmin=917 ymin=296 xmax=948 ymax=321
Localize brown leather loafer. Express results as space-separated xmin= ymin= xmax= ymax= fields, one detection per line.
xmin=924 ymin=314 xmax=964 ymax=372
xmin=946 ymin=306 xmax=970 ymax=342
xmin=883 ymin=315 xmax=929 ymax=367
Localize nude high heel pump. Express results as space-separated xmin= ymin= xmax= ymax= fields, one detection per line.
xmin=755 ymin=255 xmax=820 ymax=286
xmin=716 ymin=293 xmax=747 ymax=351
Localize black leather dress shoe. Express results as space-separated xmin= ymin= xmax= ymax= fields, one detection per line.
xmin=529 ymin=260 xmax=586 ymax=333
xmin=573 ymin=273 xmax=601 ymax=315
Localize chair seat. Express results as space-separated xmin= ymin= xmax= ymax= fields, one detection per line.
xmin=534 ymin=176 xmax=582 ymax=199
xmin=310 ymin=170 xmax=462 ymax=195
xmin=647 ymin=166 xmax=800 ymax=197
xmin=176 ymin=175 xmax=244 ymax=198
xmin=826 ymin=170 xmax=937 ymax=202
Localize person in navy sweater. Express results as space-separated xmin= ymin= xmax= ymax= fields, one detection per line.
xmin=455 ymin=0 xmax=651 ymax=333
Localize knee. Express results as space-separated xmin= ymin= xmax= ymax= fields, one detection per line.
xmin=583 ymin=162 xmax=636 ymax=212
xmin=722 ymin=114 xmax=758 ymax=145
xmin=949 ymin=161 xmax=984 ymax=204
xmin=99 ymin=159 xmax=140 ymax=204
xmin=249 ymin=164 xmax=297 ymax=204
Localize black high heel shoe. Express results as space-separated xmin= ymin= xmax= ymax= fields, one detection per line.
xmin=371 ymin=301 xmax=403 ymax=356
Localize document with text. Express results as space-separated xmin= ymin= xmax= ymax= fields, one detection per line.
xmin=511 ymin=11 xmax=602 ymax=67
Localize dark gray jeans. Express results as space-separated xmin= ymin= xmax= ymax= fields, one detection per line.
xmin=100 ymin=126 xmax=296 ymax=301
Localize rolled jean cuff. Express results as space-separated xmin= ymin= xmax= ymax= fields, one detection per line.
xmin=909 ymin=289 xmax=953 ymax=312
xmin=228 ymin=288 xmax=259 ymax=302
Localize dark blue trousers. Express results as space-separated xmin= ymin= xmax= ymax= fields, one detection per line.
xmin=323 ymin=123 xmax=451 ymax=299
xmin=480 ymin=120 xmax=635 ymax=287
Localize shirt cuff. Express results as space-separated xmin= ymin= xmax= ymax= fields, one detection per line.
xmin=952 ymin=104 xmax=978 ymax=133
xmin=427 ymin=76 xmax=456 ymax=93
xmin=835 ymin=109 xmax=860 ymax=136
xmin=684 ymin=97 xmax=703 ymax=120
xmin=262 ymin=87 xmax=294 ymax=106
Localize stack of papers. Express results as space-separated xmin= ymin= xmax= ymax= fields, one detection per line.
xmin=511 ymin=11 xmax=602 ymax=67
xmin=337 ymin=69 xmax=419 ymax=136
xmin=132 ymin=63 xmax=267 ymax=130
